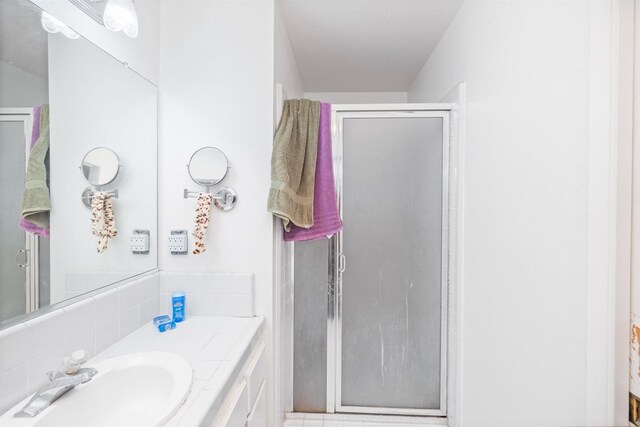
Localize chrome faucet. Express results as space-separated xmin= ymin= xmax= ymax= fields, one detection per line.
xmin=14 ymin=350 xmax=98 ymax=418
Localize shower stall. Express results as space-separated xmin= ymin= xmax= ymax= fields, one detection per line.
xmin=292 ymin=103 xmax=455 ymax=417
xmin=0 ymin=109 xmax=50 ymax=324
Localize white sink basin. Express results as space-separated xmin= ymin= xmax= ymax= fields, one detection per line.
xmin=0 ymin=352 xmax=193 ymax=427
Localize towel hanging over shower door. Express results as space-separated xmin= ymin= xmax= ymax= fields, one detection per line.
xmin=268 ymin=99 xmax=320 ymax=231
xmin=284 ymin=102 xmax=342 ymax=241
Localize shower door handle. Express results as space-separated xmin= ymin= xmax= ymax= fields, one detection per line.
xmin=16 ymin=249 xmax=28 ymax=268
xmin=338 ymin=253 xmax=346 ymax=273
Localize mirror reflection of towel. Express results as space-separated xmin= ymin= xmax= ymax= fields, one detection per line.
xmin=268 ymin=99 xmax=320 ymax=231
xmin=19 ymin=105 xmax=51 ymax=237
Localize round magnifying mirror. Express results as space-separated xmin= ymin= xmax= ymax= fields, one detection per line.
xmin=80 ymin=147 xmax=120 ymax=186
xmin=188 ymin=147 xmax=229 ymax=186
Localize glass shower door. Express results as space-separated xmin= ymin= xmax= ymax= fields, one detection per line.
xmin=333 ymin=112 xmax=448 ymax=415
xmin=0 ymin=116 xmax=29 ymax=323
xmin=0 ymin=111 xmax=43 ymax=324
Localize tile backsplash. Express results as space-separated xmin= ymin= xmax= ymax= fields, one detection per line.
xmin=0 ymin=271 xmax=255 ymax=414
xmin=159 ymin=272 xmax=254 ymax=318
xmin=0 ymin=273 xmax=160 ymax=413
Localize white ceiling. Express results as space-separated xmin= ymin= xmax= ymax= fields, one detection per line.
xmin=0 ymin=0 xmax=48 ymax=79
xmin=279 ymin=0 xmax=464 ymax=92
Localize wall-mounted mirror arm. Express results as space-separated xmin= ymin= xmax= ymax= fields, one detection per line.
xmin=80 ymin=188 xmax=119 ymax=208
xmin=183 ymin=187 xmax=237 ymax=211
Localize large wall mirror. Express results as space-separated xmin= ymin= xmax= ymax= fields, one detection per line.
xmin=0 ymin=0 xmax=158 ymax=327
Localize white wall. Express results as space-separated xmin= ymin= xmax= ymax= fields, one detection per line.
xmin=408 ymin=1 xmax=620 ymax=426
xmin=49 ymin=33 xmax=157 ymax=304
xmin=0 ymin=61 xmax=48 ymax=108
xmin=29 ymin=0 xmax=159 ymax=84
xmin=274 ymin=2 xmax=303 ymax=424
xmin=158 ymin=0 xmax=276 ymax=424
xmin=275 ymin=3 xmax=303 ymax=101
xmin=632 ymin=0 xmax=640 ymax=400
xmin=304 ymin=91 xmax=407 ymax=104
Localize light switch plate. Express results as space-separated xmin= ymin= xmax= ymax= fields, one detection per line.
xmin=169 ymin=230 xmax=188 ymax=255
xmin=130 ymin=230 xmax=150 ymax=254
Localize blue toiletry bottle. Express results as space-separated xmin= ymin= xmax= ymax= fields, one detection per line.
xmin=172 ymin=291 xmax=186 ymax=322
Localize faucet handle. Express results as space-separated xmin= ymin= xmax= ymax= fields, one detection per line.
xmin=69 ymin=349 xmax=88 ymax=365
xmin=59 ymin=349 xmax=88 ymax=375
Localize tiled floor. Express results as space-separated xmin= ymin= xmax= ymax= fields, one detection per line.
xmin=284 ymin=412 xmax=448 ymax=427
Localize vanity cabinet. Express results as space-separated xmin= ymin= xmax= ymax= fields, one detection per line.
xmin=213 ymin=341 xmax=266 ymax=427
xmin=247 ymin=383 xmax=266 ymax=427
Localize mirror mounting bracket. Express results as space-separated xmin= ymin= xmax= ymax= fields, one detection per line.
xmin=81 ymin=187 xmax=119 ymax=208
xmin=183 ymin=187 xmax=237 ymax=211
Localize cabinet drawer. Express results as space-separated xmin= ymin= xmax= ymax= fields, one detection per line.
xmin=246 ymin=344 xmax=265 ymax=411
xmin=247 ymin=382 xmax=266 ymax=427
xmin=222 ymin=380 xmax=248 ymax=427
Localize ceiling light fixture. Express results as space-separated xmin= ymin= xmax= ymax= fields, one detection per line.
xmin=41 ymin=11 xmax=80 ymax=39
xmin=103 ymin=0 xmax=139 ymax=38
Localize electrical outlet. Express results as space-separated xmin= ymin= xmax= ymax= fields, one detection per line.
xmin=169 ymin=230 xmax=188 ymax=255
xmin=129 ymin=230 xmax=150 ymax=254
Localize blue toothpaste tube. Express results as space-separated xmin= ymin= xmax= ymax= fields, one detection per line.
xmin=153 ymin=315 xmax=175 ymax=332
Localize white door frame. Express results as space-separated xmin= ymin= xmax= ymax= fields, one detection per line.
xmin=0 ymin=108 xmax=39 ymax=314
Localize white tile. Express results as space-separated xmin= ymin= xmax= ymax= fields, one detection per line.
xmin=188 ymin=272 xmax=211 ymax=294
xmin=325 ymin=421 xmax=344 ymax=427
xmin=84 ymin=273 xmax=107 ymax=294
xmin=159 ymin=272 xmax=168 ymax=294
xmin=118 ymin=281 xmax=140 ymax=313
xmin=120 ymin=306 xmax=139 ymax=338
xmin=159 ymin=293 xmax=172 ymax=315
xmin=178 ymin=389 xmax=221 ymax=426
xmin=65 ymin=326 xmax=96 ymax=358
xmin=187 ymin=294 xmax=214 ymax=316
xmin=27 ymin=342 xmax=65 ymax=391
xmin=163 ymin=272 xmax=187 ymax=295
xmin=96 ymin=317 xmax=120 ymax=354
xmin=0 ymin=362 xmax=28 ymax=413
xmin=24 ymin=310 xmax=64 ymax=358
xmin=343 ymin=422 xmax=364 ymax=427
xmin=193 ymin=273 xmax=254 ymax=295
xmin=305 ymin=414 xmax=326 ymax=420
xmin=139 ymin=276 xmax=159 ymax=302
xmin=0 ymin=324 xmax=28 ymax=372
xmin=203 ymin=360 xmax=234 ymax=392
xmin=225 ymin=273 xmax=254 ymax=294
xmin=361 ymin=415 xmax=392 ymax=423
xmin=285 ymin=413 xmax=305 ymax=421
xmin=210 ymin=295 xmax=254 ymax=317
xmin=64 ymin=298 xmax=96 ymax=338
xmin=187 ymin=293 xmax=253 ymax=317
xmin=198 ymin=323 xmax=249 ymax=361
xmin=163 ymin=379 xmax=208 ymax=427
xmin=94 ymin=288 xmax=119 ymax=321
xmin=191 ymin=359 xmax=222 ymax=380
xmin=305 ymin=420 xmax=324 ymax=427
xmin=139 ymin=296 xmax=160 ymax=325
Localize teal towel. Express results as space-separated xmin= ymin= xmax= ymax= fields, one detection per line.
xmin=21 ymin=105 xmax=51 ymax=232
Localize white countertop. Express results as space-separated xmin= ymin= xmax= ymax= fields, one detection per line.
xmin=93 ymin=315 xmax=265 ymax=426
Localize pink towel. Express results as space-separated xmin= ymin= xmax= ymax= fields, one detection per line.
xmin=285 ymin=102 xmax=342 ymax=241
